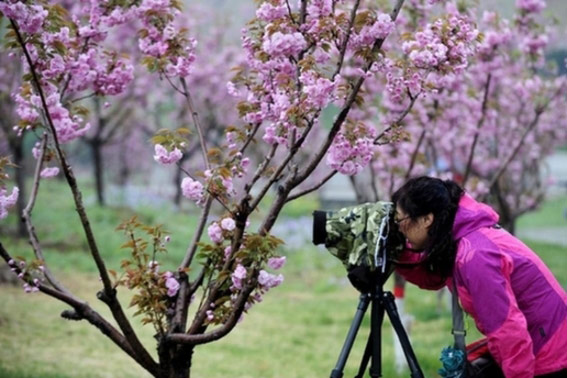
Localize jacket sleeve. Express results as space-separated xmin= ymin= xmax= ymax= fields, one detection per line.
xmin=457 ymin=240 xmax=535 ymax=377
xmin=394 ymin=249 xmax=447 ymax=290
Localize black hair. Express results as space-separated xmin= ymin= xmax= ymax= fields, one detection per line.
xmin=392 ymin=176 xmax=464 ymax=278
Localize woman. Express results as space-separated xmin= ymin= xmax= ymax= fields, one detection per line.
xmin=392 ymin=176 xmax=567 ymax=377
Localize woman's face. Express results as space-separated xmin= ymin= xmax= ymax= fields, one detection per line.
xmin=394 ymin=207 xmax=434 ymax=251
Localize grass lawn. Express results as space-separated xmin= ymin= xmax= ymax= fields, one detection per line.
xmin=1 ymin=180 xmax=566 ymax=377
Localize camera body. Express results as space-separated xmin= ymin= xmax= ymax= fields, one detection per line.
xmin=312 ymin=201 xmax=404 ymax=272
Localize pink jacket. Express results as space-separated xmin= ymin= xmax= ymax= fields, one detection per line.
xmin=396 ymin=194 xmax=567 ymax=377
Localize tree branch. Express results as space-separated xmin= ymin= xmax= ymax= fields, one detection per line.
xmin=179 ymin=78 xmax=211 ymax=170
xmin=22 ymin=134 xmax=76 ymax=296
xmin=179 ymin=195 xmax=214 ymax=269
xmin=167 ymin=279 xmax=256 ymax=346
xmin=286 ymin=169 xmax=337 ymax=202
xmin=332 ymin=0 xmax=362 ymax=79
xmin=485 ymin=82 xmax=565 ymax=190
xmin=462 ymin=74 xmax=492 ymax=186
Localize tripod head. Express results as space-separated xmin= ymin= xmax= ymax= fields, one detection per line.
xmin=347 ymin=261 xmax=395 ymax=294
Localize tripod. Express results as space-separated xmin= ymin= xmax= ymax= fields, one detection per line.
xmin=330 ymin=275 xmax=424 ymax=378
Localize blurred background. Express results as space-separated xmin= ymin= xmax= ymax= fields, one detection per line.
xmin=0 ymin=0 xmax=566 ymax=377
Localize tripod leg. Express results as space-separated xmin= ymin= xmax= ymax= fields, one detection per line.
xmin=355 ymin=330 xmax=372 ymax=378
xmin=330 ymin=293 xmax=371 ymax=378
xmin=368 ymin=290 xmax=385 ymax=377
xmin=383 ymin=292 xmax=424 ymax=378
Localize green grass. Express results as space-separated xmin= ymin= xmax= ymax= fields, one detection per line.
xmin=1 ymin=179 xmax=566 ymax=377
xmin=516 ymin=194 xmax=567 ymax=229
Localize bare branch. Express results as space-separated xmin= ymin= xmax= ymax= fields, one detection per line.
xmin=22 ymin=134 xmax=75 ymax=295
xmin=462 ymin=74 xmax=492 ymax=186
xmin=179 ymin=78 xmax=211 ymax=170
xmin=243 ymin=143 xmax=279 ymax=195
xmin=404 ymin=129 xmax=427 ymax=180
xmin=373 ymin=89 xmax=421 ymax=144
xmin=179 ymin=195 xmax=214 ymax=269
xmin=286 ymin=170 xmax=337 ymax=202
xmin=485 ymin=81 xmax=565 ymax=190
xmin=167 ymin=280 xmax=256 ymax=346
xmin=332 ymin=0 xmax=362 ymax=79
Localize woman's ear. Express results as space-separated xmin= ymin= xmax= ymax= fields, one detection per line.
xmin=422 ymin=213 xmax=434 ymax=228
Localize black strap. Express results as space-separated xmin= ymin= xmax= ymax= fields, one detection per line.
xmin=451 ymin=283 xmax=467 ymax=352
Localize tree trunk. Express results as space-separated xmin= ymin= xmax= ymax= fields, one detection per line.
xmin=490 ymin=181 xmax=516 ymax=235
xmin=158 ymin=342 xmax=194 ymax=378
xmin=91 ymin=139 xmax=105 ymax=207
xmin=173 ymin=154 xmax=189 ymax=207
xmin=12 ymin=139 xmax=26 ymax=237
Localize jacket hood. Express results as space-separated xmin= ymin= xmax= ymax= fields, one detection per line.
xmin=452 ymin=193 xmax=499 ymax=240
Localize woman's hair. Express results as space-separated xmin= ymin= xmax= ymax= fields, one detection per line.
xmin=392 ymin=176 xmax=464 ymax=277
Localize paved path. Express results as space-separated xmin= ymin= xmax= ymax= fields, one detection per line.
xmin=517 ymin=227 xmax=567 ymax=247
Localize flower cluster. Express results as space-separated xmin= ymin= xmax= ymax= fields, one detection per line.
xmin=181 ymin=177 xmax=204 ymax=203
xmin=402 ymin=10 xmax=479 ymax=74
xmin=349 ymin=13 xmax=395 ymax=50
xmin=0 ymin=186 xmax=19 ymax=220
xmin=163 ymin=271 xmax=180 ymax=297
xmin=208 ymin=217 xmax=236 ymax=244
xmin=153 ymin=144 xmax=183 ymax=165
xmin=326 ymin=123 xmax=377 ymax=175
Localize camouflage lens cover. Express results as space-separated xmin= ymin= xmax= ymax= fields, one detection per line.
xmin=324 ymin=202 xmax=402 ymax=270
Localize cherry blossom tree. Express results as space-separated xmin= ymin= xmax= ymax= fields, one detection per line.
xmin=0 ymin=0 xmax=494 ymax=377
xmin=340 ymin=0 xmax=567 ymax=233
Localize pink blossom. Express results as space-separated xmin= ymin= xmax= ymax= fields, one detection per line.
xmin=0 ymin=3 xmax=48 ymax=35
xmin=181 ymin=177 xmax=204 ymax=203
xmin=241 ymin=157 xmax=251 ymax=171
xmin=0 ymin=186 xmax=19 ymax=220
xmin=148 ymin=261 xmax=160 ymax=275
xmin=224 ymin=246 xmax=232 ymax=261
xmin=207 ymin=222 xmax=223 ymax=244
xmin=262 ymin=32 xmax=307 ymax=58
xmin=40 ymin=167 xmax=59 ymax=179
xmin=258 ymin=270 xmax=284 ymax=289
xmin=302 ymin=74 xmax=336 ymax=108
xmin=164 ymin=272 xmax=180 ymax=297
xmin=516 ymin=0 xmax=546 ymax=13
xmin=23 ymin=283 xmax=39 ymax=293
xmin=220 ymin=218 xmax=236 ymax=231
xmin=231 ymin=264 xmax=247 ymax=290
xmin=267 ymin=256 xmax=286 ymax=270
xmin=153 ymin=144 xmax=183 ymax=165
xmin=206 ymin=310 xmax=214 ymax=321
xmin=307 ymin=0 xmax=333 ymax=19
xmin=256 ymin=2 xmax=287 ymax=22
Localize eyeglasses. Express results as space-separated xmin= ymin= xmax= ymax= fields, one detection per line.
xmin=393 ymin=215 xmax=411 ymax=225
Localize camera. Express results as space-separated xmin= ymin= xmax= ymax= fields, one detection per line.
xmin=312 ymin=202 xmax=405 ymax=292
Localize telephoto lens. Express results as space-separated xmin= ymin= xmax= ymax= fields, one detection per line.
xmin=312 ymin=210 xmax=327 ymax=246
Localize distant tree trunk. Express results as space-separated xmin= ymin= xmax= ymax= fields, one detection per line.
xmin=12 ymin=140 xmax=26 ymax=237
xmin=118 ymin=141 xmax=131 ymax=187
xmin=174 ymin=154 xmax=189 ymax=207
xmin=3 ymin=134 xmax=28 ymax=237
xmin=490 ymin=181 xmax=516 ymax=235
xmin=91 ymin=138 xmax=105 ymax=206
